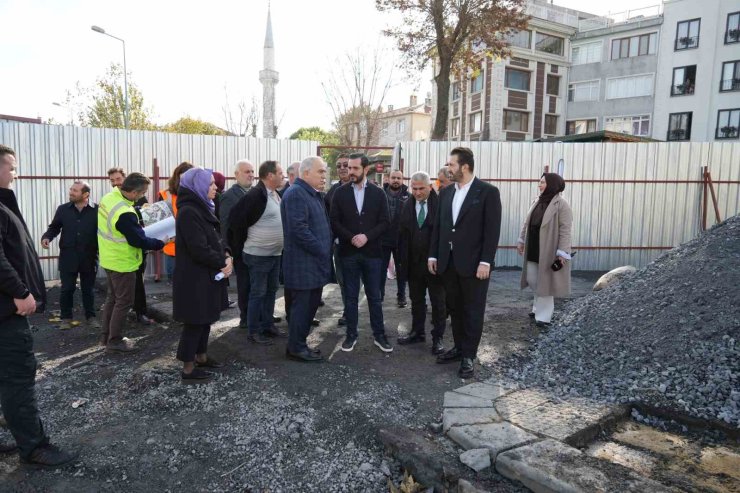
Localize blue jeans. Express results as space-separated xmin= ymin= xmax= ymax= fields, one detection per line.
xmin=341 ymin=253 xmax=385 ymax=339
xmin=164 ymin=254 xmax=175 ymax=280
xmin=243 ymin=254 xmax=281 ymax=335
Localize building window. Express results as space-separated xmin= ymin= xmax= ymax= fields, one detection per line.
xmin=716 ymin=109 xmax=740 ymax=139
xmin=468 ymin=112 xmax=482 ymax=133
xmin=452 ymin=82 xmax=461 ymax=101
xmin=606 ymin=74 xmax=654 ymax=99
xmin=396 ymin=119 xmax=406 ymax=134
xmin=450 ymin=118 xmax=460 ymax=137
xmin=544 ymin=115 xmax=558 ymax=135
xmin=572 ymin=41 xmax=602 ymax=65
xmin=535 ymin=33 xmax=564 ymax=56
xmin=505 ymin=68 xmax=531 ymax=91
xmin=675 ymin=19 xmax=700 ymax=51
xmin=604 ymin=115 xmax=651 ymax=136
xmin=506 ymin=29 xmax=531 ymax=49
xmin=503 ymin=110 xmax=529 ymax=132
xmin=546 ymin=75 xmax=560 ymax=96
xmin=720 ymin=60 xmax=740 ymax=92
xmin=610 ymin=33 xmax=657 ymax=60
xmin=380 ymin=122 xmax=389 ymax=135
xmin=667 ymin=112 xmax=692 ymax=141
xmin=568 ymin=80 xmax=600 ymax=102
xmin=471 ymin=73 xmax=484 ymax=93
xmin=671 ymin=66 xmax=696 ymax=96
xmin=727 ymin=12 xmax=740 ymax=44
xmin=566 ymin=119 xmax=596 ymax=135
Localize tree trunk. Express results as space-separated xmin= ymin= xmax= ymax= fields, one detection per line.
xmin=432 ymin=58 xmax=452 ymax=141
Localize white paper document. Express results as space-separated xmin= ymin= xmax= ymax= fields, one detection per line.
xmin=143 ymin=216 xmax=175 ymax=242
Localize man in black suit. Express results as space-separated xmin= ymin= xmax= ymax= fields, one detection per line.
xmin=397 ymin=171 xmax=446 ymax=355
xmin=330 ymin=153 xmax=392 ymax=353
xmin=428 ymin=147 xmax=501 ymax=379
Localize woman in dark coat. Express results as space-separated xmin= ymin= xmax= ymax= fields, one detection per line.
xmin=173 ymin=168 xmax=233 ymax=382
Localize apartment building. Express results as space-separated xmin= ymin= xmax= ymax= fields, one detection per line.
xmin=377 ymin=94 xmax=432 ymax=146
xmin=653 ymin=0 xmax=740 ymax=141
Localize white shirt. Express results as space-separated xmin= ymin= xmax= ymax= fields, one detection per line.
xmin=352 ymin=179 xmax=367 ymax=214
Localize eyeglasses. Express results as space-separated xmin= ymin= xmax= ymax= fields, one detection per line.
xmin=337 ymin=163 xmax=349 ymax=169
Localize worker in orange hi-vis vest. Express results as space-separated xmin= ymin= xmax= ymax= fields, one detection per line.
xmin=158 ymin=162 xmax=194 ymax=281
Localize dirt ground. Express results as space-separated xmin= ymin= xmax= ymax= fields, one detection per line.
xmin=0 ymin=269 xmax=597 ymax=492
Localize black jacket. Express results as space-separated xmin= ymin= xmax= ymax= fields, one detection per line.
xmin=219 ymin=183 xmax=250 ymax=239
xmin=430 ymin=178 xmax=502 ymax=277
xmin=0 ymin=188 xmax=46 ymax=321
xmin=324 ymin=181 xmax=345 ymax=213
xmin=382 ymin=183 xmax=410 ymax=246
xmin=172 ymin=188 xmax=229 ymax=325
xmin=397 ymin=189 xmax=438 ymax=283
xmin=330 ymin=181 xmax=389 ymax=258
xmin=227 ymin=181 xmax=269 ymax=261
xmin=41 ymin=202 xmax=99 ymax=273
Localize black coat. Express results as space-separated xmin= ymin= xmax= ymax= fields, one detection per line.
xmin=382 ymin=183 xmax=410 ymax=246
xmin=41 ymin=202 xmax=98 ymax=273
xmin=329 ymin=181 xmax=389 ymax=258
xmin=430 ymin=178 xmax=502 ymax=277
xmin=227 ymin=181 xmax=268 ymax=261
xmin=397 ymin=189 xmax=438 ymax=283
xmin=172 ymin=188 xmax=229 ymax=325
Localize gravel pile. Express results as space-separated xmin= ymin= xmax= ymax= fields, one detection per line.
xmin=509 ymin=215 xmax=740 ymax=428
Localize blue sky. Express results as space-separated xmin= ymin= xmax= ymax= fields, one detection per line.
xmin=0 ymin=0 xmax=659 ymax=137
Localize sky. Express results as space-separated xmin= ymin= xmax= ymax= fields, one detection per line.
xmin=0 ymin=0 xmax=660 ymax=138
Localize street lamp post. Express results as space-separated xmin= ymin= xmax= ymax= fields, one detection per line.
xmin=91 ymin=25 xmax=129 ymax=129
xmin=52 ymin=102 xmax=73 ymax=125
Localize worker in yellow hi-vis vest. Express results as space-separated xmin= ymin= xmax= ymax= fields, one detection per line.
xmin=98 ymin=172 xmax=167 ymax=353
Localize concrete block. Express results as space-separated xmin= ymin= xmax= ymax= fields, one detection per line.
xmin=457 ymin=479 xmax=490 ymax=493
xmin=493 ymin=389 xmax=552 ymax=419
xmin=453 ymin=382 xmax=511 ymax=401
xmin=444 ymin=391 xmax=493 ymax=408
xmin=496 ymin=439 xmax=674 ymax=493
xmin=459 ymin=448 xmax=491 ymax=472
xmin=447 ymin=422 xmax=539 ymax=460
xmin=443 ymin=407 xmax=501 ymax=432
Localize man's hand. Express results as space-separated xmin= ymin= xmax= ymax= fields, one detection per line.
xmin=15 ymin=294 xmax=37 ymax=317
xmin=428 ymin=259 xmax=437 ymax=275
xmin=41 ymin=238 xmax=50 ymax=250
xmin=557 ymin=255 xmax=569 ymax=265
xmin=351 ymin=234 xmax=368 ymax=248
xmin=516 ymin=243 xmax=524 ymax=256
xmin=476 ymin=263 xmax=491 ymax=280
xmin=220 ymin=257 xmax=234 ymax=278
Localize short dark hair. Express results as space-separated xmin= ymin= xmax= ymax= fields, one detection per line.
xmin=0 ymin=145 xmax=16 ymax=160
xmin=107 ymin=167 xmax=125 ymax=177
xmin=73 ymin=180 xmax=91 ymax=195
xmin=259 ymin=160 xmax=279 ymax=179
xmin=121 ymin=172 xmax=151 ymax=193
xmin=450 ymin=147 xmax=474 ymax=172
xmin=348 ymin=153 xmax=370 ymax=168
xmin=168 ymin=161 xmax=194 ymax=194
xmin=336 ymin=153 xmax=349 ymax=161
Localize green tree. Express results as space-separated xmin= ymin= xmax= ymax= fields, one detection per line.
xmin=376 ymin=0 xmax=528 ymax=140
xmin=289 ymin=126 xmax=344 ymax=181
xmin=161 ymin=117 xmax=229 ymax=135
xmin=85 ymin=63 xmax=155 ymax=130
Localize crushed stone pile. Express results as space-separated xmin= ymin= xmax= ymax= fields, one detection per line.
xmin=509 ymin=214 xmax=740 ymax=428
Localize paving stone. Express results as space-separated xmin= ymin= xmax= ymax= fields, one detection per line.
xmin=443 ymin=407 xmax=501 ymax=432
xmin=496 ymin=439 xmax=674 ymax=493
xmin=457 ymin=479 xmax=490 ymax=493
xmin=453 ymin=382 xmax=511 ymax=401
xmin=493 ymin=389 xmax=552 ymax=419
xmin=506 ymin=398 xmax=624 ymax=447
xmin=447 ymin=422 xmax=539 ymax=460
xmin=443 ymin=391 xmax=493 ymax=408
xmin=586 ymin=441 xmax=658 ymax=477
xmin=459 ymin=448 xmax=491 ymax=472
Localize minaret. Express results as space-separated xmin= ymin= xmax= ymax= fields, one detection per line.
xmin=259 ymin=4 xmax=279 ymax=138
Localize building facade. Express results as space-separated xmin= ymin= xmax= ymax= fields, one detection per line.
xmin=653 ymin=0 xmax=740 ymax=142
xmin=377 ymin=95 xmax=432 ymax=146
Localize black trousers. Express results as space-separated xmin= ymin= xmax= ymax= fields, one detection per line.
xmin=408 ymin=261 xmax=447 ymax=338
xmin=286 ymin=288 xmax=322 ymax=353
xmin=441 ymin=255 xmax=490 ymax=359
xmin=381 ymin=245 xmax=406 ymax=301
xmin=133 ymin=255 xmax=147 ymax=316
xmin=176 ymin=324 xmax=211 ymax=363
xmin=0 ymin=315 xmax=48 ymax=459
xmin=59 ymin=269 xmax=96 ymax=319
xmin=234 ymin=258 xmax=250 ymax=326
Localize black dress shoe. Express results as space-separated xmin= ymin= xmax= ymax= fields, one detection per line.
xmin=21 ymin=443 xmax=79 ymax=468
xmin=535 ymin=321 xmax=551 ymax=328
xmin=272 ymin=316 xmax=282 ymax=323
xmin=397 ymin=298 xmax=408 ymax=308
xmin=458 ymin=358 xmax=474 ymax=379
xmin=195 ymin=357 xmax=224 ymax=369
xmin=431 ymin=337 xmax=445 ymax=355
xmin=318 ymin=300 xmax=325 ymax=307
xmin=0 ymin=442 xmax=17 ymax=454
xmin=337 ymin=317 xmax=347 ymax=327
xmin=248 ymin=333 xmax=274 ymax=345
xmin=286 ymin=349 xmax=324 ymax=362
xmin=263 ymin=326 xmax=287 ymax=338
xmin=311 ymin=318 xmax=321 ymax=327
xmin=181 ymin=368 xmax=213 ymax=384
xmin=528 ymin=312 xmax=535 ymax=319
xmin=398 ymin=331 xmax=425 ymax=345
xmin=436 ymin=346 xmax=463 ymax=364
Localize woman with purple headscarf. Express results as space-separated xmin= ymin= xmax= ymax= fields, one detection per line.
xmin=172 ymin=167 xmax=233 ymax=383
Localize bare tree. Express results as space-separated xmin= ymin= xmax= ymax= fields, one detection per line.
xmin=322 ymin=45 xmax=396 ymax=147
xmin=223 ymin=88 xmax=261 ymax=137
xmin=376 ymin=0 xmax=528 ymax=140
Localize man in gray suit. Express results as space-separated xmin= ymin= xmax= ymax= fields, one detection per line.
xmin=219 ymin=160 xmax=255 ymax=329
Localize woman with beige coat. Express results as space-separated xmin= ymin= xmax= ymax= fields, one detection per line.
xmin=516 ymin=173 xmax=572 ymax=327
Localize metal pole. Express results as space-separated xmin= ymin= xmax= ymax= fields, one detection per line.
xmin=122 ymin=39 xmax=129 ymax=129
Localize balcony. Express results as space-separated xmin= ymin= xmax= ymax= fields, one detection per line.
xmin=671 ymin=82 xmax=695 ymax=96
xmin=716 ymin=125 xmax=739 ymax=139
xmin=525 ymin=3 xmax=579 ymax=28
xmin=720 ymin=78 xmax=740 ymax=92
xmin=675 ymin=36 xmax=699 ymax=50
